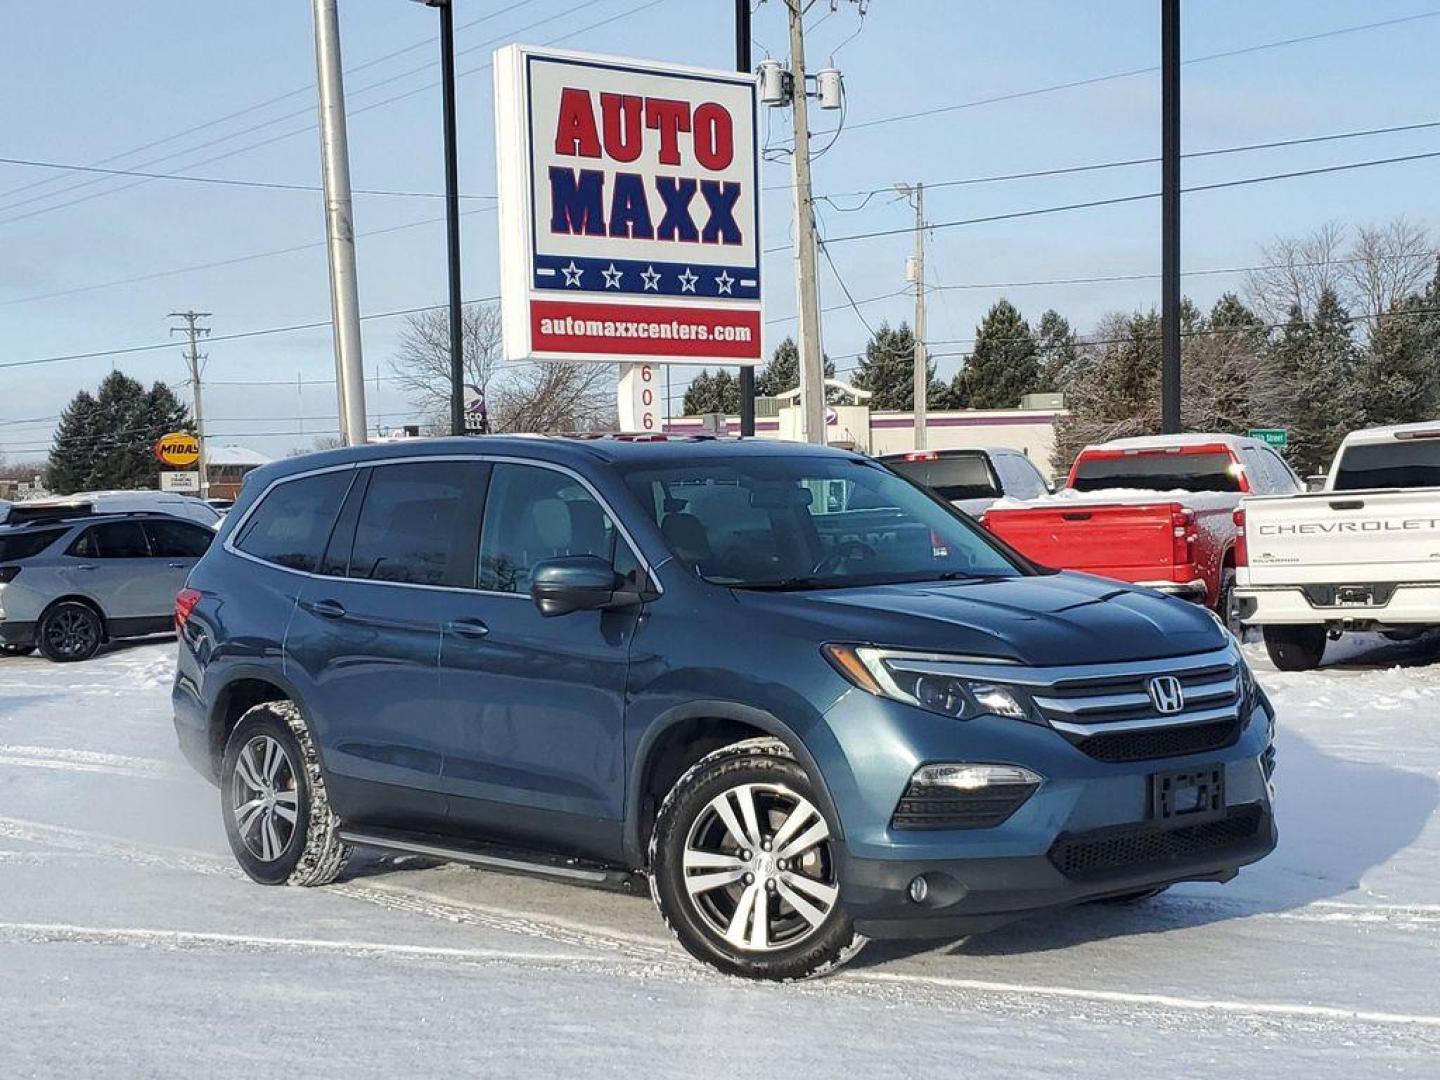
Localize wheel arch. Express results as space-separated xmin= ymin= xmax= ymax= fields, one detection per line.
xmin=206 ymin=666 xmax=307 ymax=778
xmin=626 ymin=701 xmax=844 ymax=866
xmin=38 ymin=594 xmax=110 ymax=640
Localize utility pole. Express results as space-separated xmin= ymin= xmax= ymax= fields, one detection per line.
xmin=169 ymin=311 xmax=211 ymax=498
xmin=736 ymin=0 xmax=756 ymax=438
xmin=897 ymin=182 xmax=927 ymax=451
xmin=1161 ymin=0 xmax=1181 ymax=434
xmin=311 ymin=0 xmax=368 ymax=446
xmin=786 ymin=0 xmax=826 ymax=445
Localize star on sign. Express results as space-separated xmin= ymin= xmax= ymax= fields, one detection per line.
xmin=640 ymin=265 xmax=662 ymax=291
xmin=678 ymin=268 xmax=699 ymax=293
xmin=561 ymin=260 xmax=584 ymax=287
xmin=601 ymin=263 xmax=623 ymax=289
xmin=714 ymin=270 xmax=735 ymax=295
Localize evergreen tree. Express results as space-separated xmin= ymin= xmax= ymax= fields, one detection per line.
xmin=1184 ymin=293 xmax=1268 ymax=434
xmin=851 ymin=322 xmax=935 ymax=410
xmin=46 ymin=371 xmax=190 ymax=494
xmin=754 ymin=337 xmax=835 ymax=397
xmin=1355 ymin=261 xmax=1440 ymax=426
xmin=1264 ymin=289 xmax=1364 ymax=475
xmin=681 ymin=368 xmax=739 ymax=415
xmin=1035 ymin=309 xmax=1081 ymax=391
xmin=951 ymin=299 xmax=1041 ymax=409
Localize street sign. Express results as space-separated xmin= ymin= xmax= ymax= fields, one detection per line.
xmin=159 ymin=471 xmax=201 ymax=493
xmin=493 ymin=45 xmax=762 ymax=366
xmin=1248 ymin=428 xmax=1288 ymax=449
xmin=154 ymin=432 xmax=200 ymax=467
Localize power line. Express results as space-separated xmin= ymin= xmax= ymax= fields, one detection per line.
xmin=800 ymin=150 xmax=1440 ymax=249
xmin=815 ymin=10 xmax=1440 ymax=139
xmin=0 ymin=155 xmax=495 ymax=200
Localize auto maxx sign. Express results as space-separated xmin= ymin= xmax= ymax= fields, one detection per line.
xmin=494 ymin=45 xmax=762 ymax=365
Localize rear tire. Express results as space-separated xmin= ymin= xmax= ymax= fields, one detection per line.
xmin=220 ymin=701 xmax=350 ymax=887
xmin=36 ymin=601 xmax=103 ymax=662
xmin=1216 ymin=567 xmax=1241 ymax=637
xmin=1263 ymin=624 xmax=1327 ymax=671
xmin=649 ymin=737 xmax=865 ymax=981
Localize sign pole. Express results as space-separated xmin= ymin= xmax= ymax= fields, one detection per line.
xmin=736 ymin=0 xmax=756 ymax=437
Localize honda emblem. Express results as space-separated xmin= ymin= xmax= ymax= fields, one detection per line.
xmin=1148 ymin=675 xmax=1185 ymax=715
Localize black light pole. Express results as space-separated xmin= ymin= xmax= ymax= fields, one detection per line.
xmin=415 ymin=0 xmax=466 ymax=435
xmin=1161 ymin=0 xmax=1181 ymax=434
xmin=736 ymin=0 xmax=756 ymax=437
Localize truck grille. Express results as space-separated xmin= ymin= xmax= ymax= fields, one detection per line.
xmin=1023 ymin=648 xmax=1245 ymax=763
xmin=1048 ymin=804 xmax=1266 ymax=878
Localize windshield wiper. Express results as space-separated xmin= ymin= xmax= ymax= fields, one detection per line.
xmin=732 ymin=577 xmax=833 ymax=592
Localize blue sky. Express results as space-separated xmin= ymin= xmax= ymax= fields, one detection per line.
xmin=3 ymin=0 xmax=1439 ymax=461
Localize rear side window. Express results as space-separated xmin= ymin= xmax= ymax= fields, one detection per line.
xmin=996 ymin=453 xmax=1047 ymax=499
xmin=345 ymin=461 xmax=487 ymax=587
xmin=1071 ymin=451 xmax=1241 ymax=493
xmin=0 ymin=527 xmax=67 ymax=562
xmin=478 ymin=464 xmax=623 ymax=593
xmin=886 ymin=454 xmax=999 ymax=501
xmin=143 ymin=519 xmax=214 ymax=558
xmin=1334 ymin=440 xmax=1440 ymax=491
xmin=235 ymin=470 xmax=352 ymax=572
xmin=69 ymin=521 xmax=151 ymax=559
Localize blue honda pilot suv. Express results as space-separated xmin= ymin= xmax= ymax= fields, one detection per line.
xmin=173 ymin=435 xmax=1276 ymax=980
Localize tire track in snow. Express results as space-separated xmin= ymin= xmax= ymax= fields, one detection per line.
xmin=0 ymin=745 xmax=181 ymax=780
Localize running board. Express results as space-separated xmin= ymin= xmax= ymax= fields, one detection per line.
xmin=337 ymin=826 xmax=639 ymax=890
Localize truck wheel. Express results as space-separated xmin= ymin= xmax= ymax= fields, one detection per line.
xmin=221 ymin=701 xmax=350 ymax=887
xmin=1263 ymin=625 xmax=1326 ymax=671
xmin=1217 ymin=568 xmax=1241 ymax=637
xmin=649 ymin=737 xmax=866 ymax=981
xmin=36 ymin=601 xmax=104 ymax=662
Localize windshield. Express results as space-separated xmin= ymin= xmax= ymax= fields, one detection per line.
xmin=1333 ymin=440 xmax=1440 ymax=491
xmin=621 ymin=455 xmax=1025 ymax=590
xmin=1071 ymin=451 xmax=1241 ymax=493
xmin=883 ymin=454 xmax=999 ymax=502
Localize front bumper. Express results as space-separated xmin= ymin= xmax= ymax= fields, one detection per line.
xmin=1136 ymin=577 xmax=1209 ymax=603
xmin=0 ymin=619 xmax=37 ymax=648
xmin=1237 ymin=583 xmax=1440 ymax=627
xmin=817 ymin=683 xmax=1277 ymax=941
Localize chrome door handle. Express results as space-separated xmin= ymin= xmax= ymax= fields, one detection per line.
xmin=75 ymin=564 xmax=97 ymax=571
xmin=445 ymin=619 xmax=489 ymax=639
xmin=310 ymin=599 xmax=347 ymax=619
xmin=167 ymin=562 xmax=188 ymax=568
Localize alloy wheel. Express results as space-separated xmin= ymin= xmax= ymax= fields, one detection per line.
xmin=681 ymin=782 xmax=838 ymax=952
xmin=44 ymin=607 xmax=99 ymax=659
xmin=230 ymin=735 xmax=300 ymax=863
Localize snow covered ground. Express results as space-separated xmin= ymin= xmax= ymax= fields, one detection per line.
xmin=1 ymin=633 xmax=1437 ymax=1077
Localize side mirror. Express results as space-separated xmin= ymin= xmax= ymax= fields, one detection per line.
xmin=530 ymin=555 xmax=629 ymax=617
xmin=1305 ymin=475 xmax=1327 ymax=492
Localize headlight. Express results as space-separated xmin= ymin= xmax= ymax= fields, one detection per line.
xmin=824 ymin=644 xmax=1030 ymax=721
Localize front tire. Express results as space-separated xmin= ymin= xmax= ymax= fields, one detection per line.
xmin=1263 ymin=624 xmax=1327 ymax=671
xmin=36 ymin=601 xmax=103 ymax=662
xmin=649 ymin=737 xmax=865 ymax=981
xmin=220 ymin=701 xmax=350 ymax=887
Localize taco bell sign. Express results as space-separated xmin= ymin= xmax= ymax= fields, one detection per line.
xmin=494 ymin=45 xmax=762 ymax=365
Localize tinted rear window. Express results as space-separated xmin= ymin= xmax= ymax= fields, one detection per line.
xmin=346 ymin=461 xmax=487 ymax=587
xmin=235 ymin=470 xmax=352 ymax=572
xmin=1333 ymin=440 xmax=1440 ymax=491
xmin=0 ymin=527 xmax=67 ymax=562
xmin=1072 ymin=451 xmax=1240 ymax=493
xmin=885 ymin=455 xmax=1000 ymax=501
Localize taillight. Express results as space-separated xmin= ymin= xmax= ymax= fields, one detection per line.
xmin=0 ymin=566 xmax=20 ymax=585
xmin=174 ymin=588 xmax=201 ymax=630
xmin=904 ymin=451 xmax=939 ymax=462
xmin=1233 ymin=507 xmax=1248 ymax=567
xmin=1171 ymin=508 xmax=1196 ymax=566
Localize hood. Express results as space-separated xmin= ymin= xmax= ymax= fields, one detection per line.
xmin=733 ymin=571 xmax=1224 ymax=666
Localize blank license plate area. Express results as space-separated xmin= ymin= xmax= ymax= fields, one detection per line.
xmin=1152 ymin=766 xmax=1225 ymax=827
xmin=1336 ymin=586 xmax=1374 ymax=607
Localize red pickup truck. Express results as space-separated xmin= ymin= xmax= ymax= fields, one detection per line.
xmin=982 ymin=434 xmax=1303 ymax=627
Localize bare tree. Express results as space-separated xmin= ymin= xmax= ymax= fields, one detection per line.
xmin=1244 ymin=221 xmax=1348 ymax=322
xmin=391 ymin=302 xmax=504 ymax=429
xmin=1343 ymin=217 xmax=1433 ymax=323
xmin=495 ymin=362 xmax=616 ymax=434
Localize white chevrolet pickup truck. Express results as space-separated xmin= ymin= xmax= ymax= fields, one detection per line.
xmin=1236 ymin=422 xmax=1440 ymax=670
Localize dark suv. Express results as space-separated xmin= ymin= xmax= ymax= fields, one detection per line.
xmin=173 ymin=436 xmax=1276 ymax=980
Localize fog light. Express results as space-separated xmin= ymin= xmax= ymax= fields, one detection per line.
xmin=908 ymin=876 xmax=929 ymax=904
xmin=914 ymin=763 xmax=1042 ymax=790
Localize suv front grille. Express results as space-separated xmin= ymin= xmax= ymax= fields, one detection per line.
xmin=1047 ymin=804 xmax=1266 ymax=878
xmin=1023 ymin=648 xmax=1245 ymax=763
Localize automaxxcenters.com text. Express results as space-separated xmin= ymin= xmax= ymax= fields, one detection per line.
xmin=538 ymin=315 xmax=752 ymax=343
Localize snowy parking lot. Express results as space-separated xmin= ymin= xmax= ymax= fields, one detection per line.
xmin=1 ymin=634 xmax=1437 ymax=1078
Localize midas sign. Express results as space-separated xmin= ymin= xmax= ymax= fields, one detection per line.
xmin=494 ymin=45 xmax=761 ymax=365
xmin=154 ymin=432 xmax=200 ymax=467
